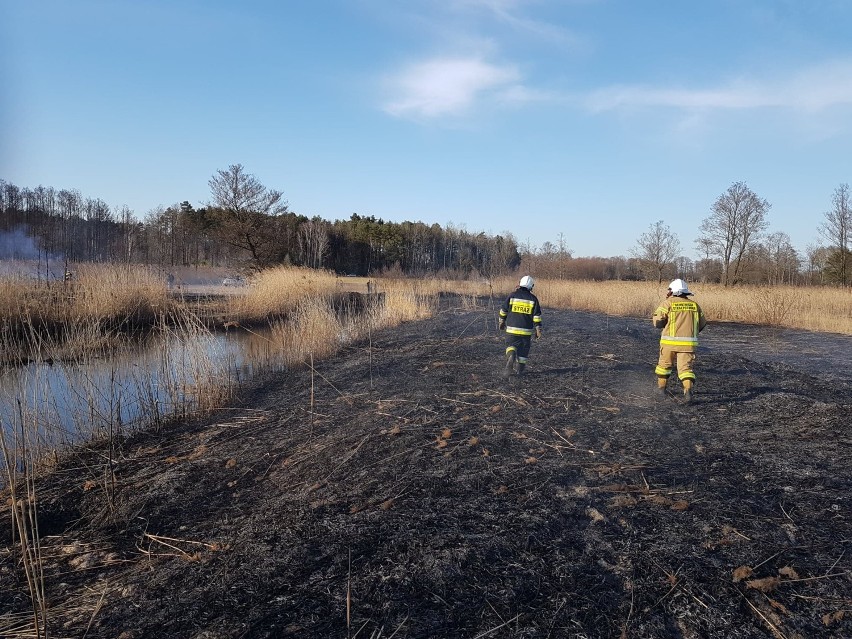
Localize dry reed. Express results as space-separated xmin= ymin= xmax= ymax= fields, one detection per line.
xmin=505 ymin=279 xmax=852 ymax=335
xmin=375 ymin=279 xmax=440 ymax=325
xmin=264 ymin=275 xmax=440 ymax=368
xmin=1 ymin=264 xmax=174 ymax=365
xmin=225 ymin=266 xmax=340 ymax=322
xmin=0 ymin=263 xmax=171 ymax=326
xmin=340 ymin=274 xmax=852 ymax=335
xmin=69 ymin=263 xmax=171 ymax=323
xmin=1 ymin=420 xmax=49 ymax=636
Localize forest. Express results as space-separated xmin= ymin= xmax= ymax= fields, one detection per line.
xmin=1 ymin=167 xmax=849 ymax=286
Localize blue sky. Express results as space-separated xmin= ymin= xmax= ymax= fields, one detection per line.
xmin=2 ymin=0 xmax=851 ymax=259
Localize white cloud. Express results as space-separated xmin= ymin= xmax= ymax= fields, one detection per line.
xmin=384 ymin=57 xmax=523 ymax=119
xmin=585 ymin=59 xmax=852 ymax=114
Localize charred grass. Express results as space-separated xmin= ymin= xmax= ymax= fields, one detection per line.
xmin=1 ymin=298 xmax=851 ymax=638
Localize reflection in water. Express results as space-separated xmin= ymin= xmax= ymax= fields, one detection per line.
xmin=0 ymin=326 xmax=287 ymax=450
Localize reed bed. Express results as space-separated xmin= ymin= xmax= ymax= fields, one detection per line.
xmin=69 ymin=263 xmax=171 ymax=324
xmin=515 ymin=279 xmax=852 ymax=335
xmin=1 ymin=264 xmax=174 ymax=365
xmin=695 ymin=285 xmax=852 ymax=333
xmin=377 ymin=278 xmax=443 ymax=322
xmin=236 ymin=269 xmax=441 ymax=369
xmin=533 ymin=279 xmax=666 ymax=318
xmin=0 ymin=263 xmax=171 ymax=326
xmin=268 ymin=297 xmax=351 ymax=367
xmin=225 ymin=266 xmax=340 ymax=322
xmin=266 ymin=277 xmax=439 ymax=367
xmin=339 ymin=274 xmax=852 ymax=335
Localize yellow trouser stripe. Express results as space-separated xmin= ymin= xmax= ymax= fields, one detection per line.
xmin=660 ymin=337 xmax=698 ymax=346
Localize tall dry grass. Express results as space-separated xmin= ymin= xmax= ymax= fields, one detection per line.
xmin=0 ymin=424 xmax=48 ymax=638
xmin=533 ymin=280 xmax=665 ymax=318
xmin=69 ymin=263 xmax=171 ymax=323
xmin=1 ymin=264 xmax=174 ymax=365
xmin=265 ymin=276 xmax=439 ymax=367
xmin=0 ymin=263 xmax=171 ymax=326
xmin=228 ymin=268 xmax=441 ymax=368
xmin=377 ymin=278 xmax=442 ymax=323
xmin=510 ymin=279 xmax=852 ymax=335
xmin=225 ymin=266 xmax=340 ymax=322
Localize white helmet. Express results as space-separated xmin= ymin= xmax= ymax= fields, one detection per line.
xmin=668 ymin=278 xmax=692 ymax=296
xmin=519 ymin=275 xmax=535 ymax=290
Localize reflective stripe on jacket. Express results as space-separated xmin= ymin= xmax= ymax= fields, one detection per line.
xmin=499 ymin=287 xmax=542 ymax=336
xmin=652 ymin=296 xmax=706 ymax=351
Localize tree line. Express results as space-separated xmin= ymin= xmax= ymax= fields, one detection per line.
xmin=624 ymin=181 xmax=851 ymax=287
xmin=0 ymin=166 xmax=522 ymax=278
xmin=1 ymin=167 xmax=849 ymax=286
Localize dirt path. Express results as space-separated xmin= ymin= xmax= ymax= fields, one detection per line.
xmin=2 ymin=299 xmax=851 ymax=638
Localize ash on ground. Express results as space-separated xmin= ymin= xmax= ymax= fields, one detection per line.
xmin=2 ymin=298 xmax=850 ymax=638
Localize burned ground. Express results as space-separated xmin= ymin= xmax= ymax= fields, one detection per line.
xmin=2 ymin=298 xmax=851 ymax=638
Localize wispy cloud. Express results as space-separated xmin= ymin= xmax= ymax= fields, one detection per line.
xmin=383 ymin=56 xmax=525 ymax=119
xmin=382 ymin=56 xmax=852 ymax=126
xmin=455 ymin=0 xmax=586 ymax=47
xmin=585 ymin=60 xmax=852 ymax=113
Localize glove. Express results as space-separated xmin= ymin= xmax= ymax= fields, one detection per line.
xmin=498 ymin=319 xmax=506 ymax=331
xmin=535 ymin=326 xmax=542 ymax=340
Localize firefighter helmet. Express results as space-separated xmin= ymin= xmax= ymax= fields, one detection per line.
xmin=668 ymin=278 xmax=692 ymax=296
xmin=519 ymin=275 xmax=535 ymax=290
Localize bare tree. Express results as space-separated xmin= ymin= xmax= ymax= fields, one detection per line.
xmin=115 ymin=205 xmax=139 ymax=263
xmin=805 ymin=244 xmax=831 ymax=285
xmin=631 ymin=220 xmax=680 ymax=283
xmin=820 ymin=183 xmax=851 ymax=286
xmin=760 ymin=231 xmax=800 ymax=285
xmin=697 ymin=181 xmax=770 ymax=286
xmin=208 ymin=164 xmax=288 ymax=271
xmin=298 ymin=217 xmax=330 ymax=269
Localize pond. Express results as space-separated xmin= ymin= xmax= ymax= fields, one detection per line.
xmin=0 ymin=326 xmax=285 ymax=451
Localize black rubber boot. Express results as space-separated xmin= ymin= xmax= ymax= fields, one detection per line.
xmin=503 ymin=351 xmax=516 ymax=378
xmin=516 ymin=363 xmax=526 ymax=376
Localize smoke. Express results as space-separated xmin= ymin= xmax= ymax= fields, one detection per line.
xmin=0 ymin=226 xmax=41 ymax=260
xmin=0 ymin=226 xmax=66 ymax=279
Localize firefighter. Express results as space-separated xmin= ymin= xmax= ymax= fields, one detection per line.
xmin=498 ymin=275 xmax=542 ymax=378
xmin=653 ymin=278 xmax=706 ymax=402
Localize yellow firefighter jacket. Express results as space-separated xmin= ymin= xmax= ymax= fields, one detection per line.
xmin=652 ymin=295 xmax=706 ymax=352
